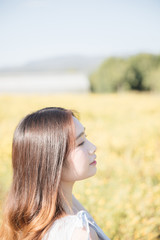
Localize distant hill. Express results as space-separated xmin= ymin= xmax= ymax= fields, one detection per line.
xmin=0 ymin=55 xmax=106 ymax=75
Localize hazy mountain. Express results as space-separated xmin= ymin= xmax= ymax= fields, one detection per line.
xmin=0 ymin=55 xmax=106 ymax=75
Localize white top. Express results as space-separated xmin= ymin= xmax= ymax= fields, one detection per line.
xmin=43 ymin=210 xmax=110 ymax=240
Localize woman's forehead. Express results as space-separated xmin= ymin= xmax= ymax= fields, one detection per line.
xmin=72 ymin=116 xmax=84 ymax=134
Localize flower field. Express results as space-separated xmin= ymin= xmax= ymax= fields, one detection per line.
xmin=0 ymin=92 xmax=160 ymax=239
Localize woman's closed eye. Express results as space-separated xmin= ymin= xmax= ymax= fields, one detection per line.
xmin=78 ymin=135 xmax=87 ymax=146
xmin=78 ymin=142 xmax=84 ymax=146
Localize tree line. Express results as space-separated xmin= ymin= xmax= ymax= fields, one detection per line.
xmin=89 ymin=53 xmax=160 ymax=92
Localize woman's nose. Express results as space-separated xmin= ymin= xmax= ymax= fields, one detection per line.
xmin=88 ymin=142 xmax=97 ymax=155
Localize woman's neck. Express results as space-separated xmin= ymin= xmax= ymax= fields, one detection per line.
xmin=60 ymin=180 xmax=75 ymax=214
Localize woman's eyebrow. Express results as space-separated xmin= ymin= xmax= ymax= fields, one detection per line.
xmin=76 ymin=127 xmax=85 ymax=140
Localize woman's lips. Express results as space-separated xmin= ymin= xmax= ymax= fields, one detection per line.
xmin=89 ymin=160 xmax=97 ymax=165
xmin=89 ymin=154 xmax=97 ymax=165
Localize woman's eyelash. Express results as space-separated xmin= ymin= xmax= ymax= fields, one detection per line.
xmin=78 ymin=141 xmax=84 ymax=146
xmin=78 ymin=134 xmax=87 ymax=146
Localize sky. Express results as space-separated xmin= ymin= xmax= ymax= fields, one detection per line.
xmin=0 ymin=0 xmax=160 ymax=68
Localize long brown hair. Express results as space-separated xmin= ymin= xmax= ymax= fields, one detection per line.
xmin=0 ymin=107 xmax=79 ymax=240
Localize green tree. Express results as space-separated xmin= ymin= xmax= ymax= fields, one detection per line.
xmin=89 ymin=53 xmax=160 ymax=93
xmin=145 ymin=66 xmax=160 ymax=91
xmin=90 ymin=57 xmax=129 ymax=92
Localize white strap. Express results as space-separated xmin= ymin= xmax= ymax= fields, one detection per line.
xmin=77 ymin=211 xmax=90 ymax=240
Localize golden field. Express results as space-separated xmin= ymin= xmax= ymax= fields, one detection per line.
xmin=0 ymin=92 xmax=160 ymax=239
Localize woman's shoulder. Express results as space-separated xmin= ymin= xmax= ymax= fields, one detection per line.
xmin=47 ymin=210 xmax=90 ymax=231
xmin=43 ymin=210 xmax=111 ymax=240
xmin=43 ymin=210 xmax=94 ymax=240
xmin=71 ymin=225 xmax=99 ymax=240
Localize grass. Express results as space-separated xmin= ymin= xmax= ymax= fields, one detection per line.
xmin=0 ymin=92 xmax=160 ymax=239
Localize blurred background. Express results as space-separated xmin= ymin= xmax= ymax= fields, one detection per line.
xmin=0 ymin=0 xmax=160 ymax=239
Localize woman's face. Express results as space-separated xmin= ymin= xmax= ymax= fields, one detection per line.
xmin=61 ymin=116 xmax=97 ymax=182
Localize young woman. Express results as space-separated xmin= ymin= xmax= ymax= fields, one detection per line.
xmin=0 ymin=107 xmax=110 ymax=240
